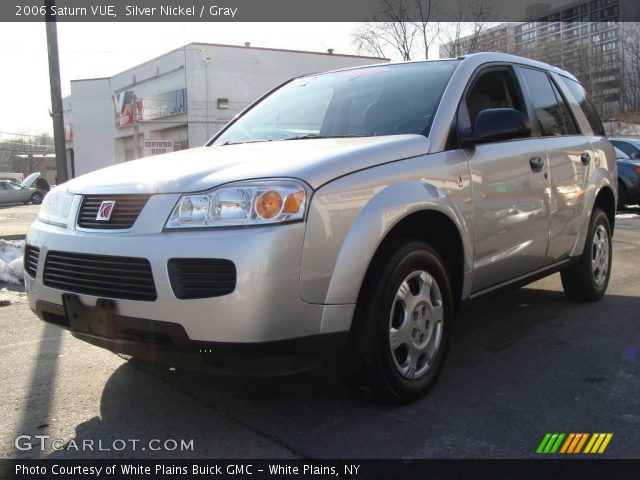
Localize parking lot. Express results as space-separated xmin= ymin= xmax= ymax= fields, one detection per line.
xmin=1 ymin=204 xmax=639 ymax=459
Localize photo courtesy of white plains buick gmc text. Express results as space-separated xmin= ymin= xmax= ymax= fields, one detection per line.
xmin=25 ymin=53 xmax=616 ymax=403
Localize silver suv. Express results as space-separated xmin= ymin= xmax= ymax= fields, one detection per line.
xmin=25 ymin=53 xmax=616 ymax=403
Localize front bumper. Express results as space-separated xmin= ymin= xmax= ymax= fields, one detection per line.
xmin=35 ymin=295 xmax=347 ymax=375
xmin=26 ymin=206 xmax=355 ymax=349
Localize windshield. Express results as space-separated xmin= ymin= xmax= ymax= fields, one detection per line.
xmin=212 ymin=61 xmax=459 ymax=145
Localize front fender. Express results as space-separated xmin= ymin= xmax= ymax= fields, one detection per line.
xmin=325 ymin=181 xmax=471 ymax=305
xmin=299 ymin=151 xmax=473 ymax=312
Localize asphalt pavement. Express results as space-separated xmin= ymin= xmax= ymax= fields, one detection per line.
xmin=0 ymin=204 xmax=40 ymax=240
xmin=0 ymin=208 xmax=639 ymax=459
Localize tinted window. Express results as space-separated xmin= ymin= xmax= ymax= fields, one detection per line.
xmin=560 ymin=77 xmax=605 ymax=136
xmin=550 ymin=80 xmax=579 ymax=135
xmin=520 ymin=67 xmax=567 ymax=136
xmin=611 ymin=140 xmax=640 ymax=157
xmin=214 ymin=61 xmax=459 ymax=144
xmin=466 ymin=69 xmax=524 ymax=128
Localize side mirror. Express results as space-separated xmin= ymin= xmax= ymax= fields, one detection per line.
xmin=631 ymin=152 xmax=640 ymax=159
xmin=460 ymin=108 xmax=532 ymax=146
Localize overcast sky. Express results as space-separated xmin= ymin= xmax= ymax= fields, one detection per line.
xmin=0 ymin=22 xmax=417 ymax=136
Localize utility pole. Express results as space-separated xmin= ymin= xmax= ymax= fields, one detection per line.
xmin=45 ymin=0 xmax=68 ymax=183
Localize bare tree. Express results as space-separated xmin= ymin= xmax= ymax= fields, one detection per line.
xmin=352 ymin=0 xmax=418 ymax=60
xmin=621 ymin=23 xmax=640 ymax=114
xmin=438 ymin=0 xmax=495 ymax=57
xmin=413 ymin=0 xmax=441 ymax=59
xmin=0 ymin=133 xmax=54 ymax=176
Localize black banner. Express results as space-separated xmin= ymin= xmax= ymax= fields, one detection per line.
xmin=3 ymin=0 xmax=640 ymax=23
xmin=2 ymin=459 xmax=640 ymax=480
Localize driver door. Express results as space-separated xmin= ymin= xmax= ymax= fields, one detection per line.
xmin=461 ymin=66 xmax=551 ymax=294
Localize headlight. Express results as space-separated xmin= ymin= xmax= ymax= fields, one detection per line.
xmin=165 ymin=179 xmax=309 ymax=229
xmin=38 ymin=190 xmax=74 ymax=227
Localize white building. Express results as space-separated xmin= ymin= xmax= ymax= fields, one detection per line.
xmin=63 ymin=43 xmax=387 ymax=176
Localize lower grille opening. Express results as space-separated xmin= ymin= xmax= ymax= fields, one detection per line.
xmin=43 ymin=251 xmax=157 ymax=301
xmin=24 ymin=245 xmax=40 ymax=278
xmin=117 ymin=328 xmax=174 ymax=347
xmin=168 ymin=258 xmax=236 ymax=299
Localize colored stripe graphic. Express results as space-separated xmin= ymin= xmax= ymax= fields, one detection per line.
xmin=537 ymin=434 xmax=552 ymax=453
xmin=537 ymin=433 xmax=565 ymax=453
xmin=584 ymin=433 xmax=613 ymax=454
xmin=574 ymin=433 xmax=589 ymax=453
xmin=538 ymin=433 xmax=612 ymax=454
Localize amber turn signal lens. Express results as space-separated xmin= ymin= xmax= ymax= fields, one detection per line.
xmin=635 ymin=167 xmax=640 ymax=174
xmin=283 ymin=191 xmax=305 ymax=213
xmin=255 ymin=190 xmax=283 ymax=219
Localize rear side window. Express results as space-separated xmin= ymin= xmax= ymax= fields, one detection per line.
xmin=559 ymin=77 xmax=605 ymax=136
xmin=520 ymin=67 xmax=569 ymax=136
xmin=550 ymin=80 xmax=579 ymax=135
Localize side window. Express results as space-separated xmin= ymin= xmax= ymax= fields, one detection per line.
xmin=612 ymin=140 xmax=640 ymax=157
xmin=550 ymin=80 xmax=579 ymax=135
xmin=466 ymin=69 xmax=525 ymax=130
xmin=520 ymin=67 xmax=567 ymax=136
xmin=559 ymin=77 xmax=606 ymax=136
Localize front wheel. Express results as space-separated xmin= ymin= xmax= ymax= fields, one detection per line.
xmin=348 ymin=240 xmax=452 ymax=404
xmin=561 ymin=208 xmax=612 ymax=302
xmin=30 ymin=192 xmax=43 ymax=204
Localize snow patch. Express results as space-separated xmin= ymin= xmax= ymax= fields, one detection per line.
xmin=0 ymin=240 xmax=25 ymax=284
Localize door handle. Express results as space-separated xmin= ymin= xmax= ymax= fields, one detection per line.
xmin=581 ymin=152 xmax=591 ymax=165
xmin=529 ymin=156 xmax=544 ymax=172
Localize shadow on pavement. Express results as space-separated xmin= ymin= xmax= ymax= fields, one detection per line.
xmin=12 ymin=323 xmax=63 ymax=459
xmin=41 ymin=284 xmax=640 ymax=459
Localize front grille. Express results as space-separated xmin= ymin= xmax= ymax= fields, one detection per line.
xmin=168 ymin=258 xmax=236 ymax=299
xmin=43 ymin=251 xmax=157 ymax=301
xmin=77 ymin=194 xmax=151 ymax=229
xmin=24 ymin=245 xmax=40 ymax=278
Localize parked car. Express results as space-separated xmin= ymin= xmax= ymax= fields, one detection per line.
xmin=615 ymin=146 xmax=640 ymax=209
xmin=25 ymin=53 xmax=616 ymax=403
xmin=0 ymin=180 xmax=44 ymax=205
xmin=610 ymin=138 xmax=640 ymax=159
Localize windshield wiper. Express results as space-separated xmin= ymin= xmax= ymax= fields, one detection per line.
xmin=218 ymin=139 xmax=272 ymax=146
xmin=282 ymin=134 xmax=366 ymax=141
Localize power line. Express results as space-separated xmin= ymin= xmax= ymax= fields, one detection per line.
xmin=0 ymin=131 xmax=52 ymax=138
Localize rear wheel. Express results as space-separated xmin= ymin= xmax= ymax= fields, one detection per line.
xmin=30 ymin=192 xmax=43 ymax=205
xmin=560 ymin=208 xmax=612 ymax=302
xmin=348 ymin=240 xmax=452 ymax=404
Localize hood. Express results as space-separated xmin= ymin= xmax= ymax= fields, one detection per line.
xmin=64 ymin=135 xmax=429 ymax=195
xmin=21 ymin=172 xmax=41 ymax=188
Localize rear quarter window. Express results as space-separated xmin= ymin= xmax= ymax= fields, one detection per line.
xmin=559 ymin=77 xmax=605 ymax=136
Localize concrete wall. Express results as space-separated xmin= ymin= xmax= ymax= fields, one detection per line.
xmin=66 ymin=79 xmax=115 ymax=176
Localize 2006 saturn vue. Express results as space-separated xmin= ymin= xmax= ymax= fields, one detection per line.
xmin=25 ymin=53 xmax=616 ymax=403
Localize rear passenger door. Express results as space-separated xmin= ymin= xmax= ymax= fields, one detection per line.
xmin=518 ymin=67 xmax=592 ymax=261
xmin=460 ymin=66 xmax=551 ymax=293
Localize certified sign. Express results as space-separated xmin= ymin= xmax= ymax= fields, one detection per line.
xmin=144 ymin=139 xmax=174 ymax=156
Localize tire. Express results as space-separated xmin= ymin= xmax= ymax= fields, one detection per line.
xmin=30 ymin=192 xmax=43 ymax=205
xmin=347 ymin=240 xmax=452 ymax=404
xmin=560 ymin=208 xmax=612 ymax=302
xmin=617 ymin=181 xmax=627 ymax=211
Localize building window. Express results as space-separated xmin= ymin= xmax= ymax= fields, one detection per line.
xmin=217 ymin=98 xmax=229 ymax=109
